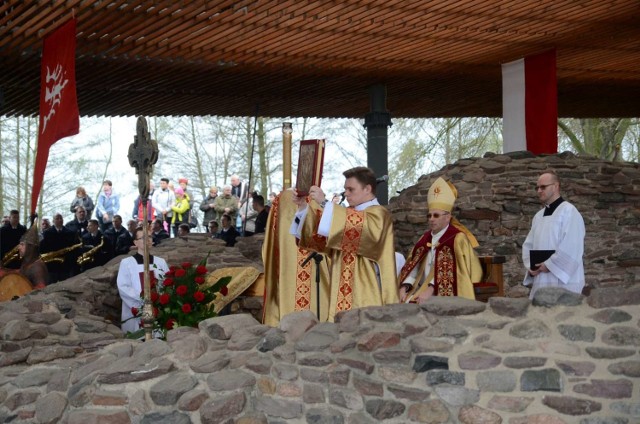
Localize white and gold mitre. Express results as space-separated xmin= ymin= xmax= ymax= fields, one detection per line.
xmin=427 ymin=177 xmax=457 ymax=212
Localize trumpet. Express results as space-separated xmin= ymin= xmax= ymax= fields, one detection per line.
xmin=2 ymin=245 xmax=20 ymax=267
xmin=40 ymin=242 xmax=83 ymax=264
xmin=77 ymin=238 xmax=105 ymax=266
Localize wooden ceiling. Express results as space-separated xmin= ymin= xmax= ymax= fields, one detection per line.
xmin=1 ymin=0 xmax=639 ymax=119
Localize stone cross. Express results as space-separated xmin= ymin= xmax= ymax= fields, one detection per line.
xmin=127 ymin=116 xmax=159 ymax=340
xmin=128 ymin=117 xmax=158 ymax=200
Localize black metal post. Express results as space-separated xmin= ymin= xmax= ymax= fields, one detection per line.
xmin=364 ymin=84 xmax=392 ymax=205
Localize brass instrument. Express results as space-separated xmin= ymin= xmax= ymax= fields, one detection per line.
xmin=77 ymin=237 xmax=105 ymax=266
xmin=40 ymin=242 xmax=83 ymax=264
xmin=2 ymin=245 xmax=20 ymax=267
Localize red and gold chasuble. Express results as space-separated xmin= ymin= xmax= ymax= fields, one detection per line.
xmin=398 ymin=225 xmax=462 ymax=297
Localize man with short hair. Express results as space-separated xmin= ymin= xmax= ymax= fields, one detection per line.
xmin=95 ymin=180 xmax=120 ymax=232
xmin=79 ymin=219 xmax=111 ymax=270
xmin=213 ymin=185 xmax=239 ymax=224
xmin=218 ymin=214 xmax=239 ymax=247
xmin=245 ymin=194 xmax=268 ymax=236
xmin=41 ymin=213 xmax=80 ymax=283
xmin=522 ymin=170 xmax=585 ymax=298
xmin=153 ymin=177 xmax=175 ymax=231
xmin=177 ymin=223 xmax=190 ymax=237
xmin=230 ymin=174 xmax=248 ymax=206
xmin=208 ymin=220 xmax=219 ymax=238
xmin=116 ymin=220 xmax=138 ymax=256
xmin=40 ymin=218 xmax=51 ymax=240
xmin=104 ymin=215 xmax=127 ymax=257
xmin=151 ymin=218 xmax=170 ymax=246
xmin=289 ymin=166 xmax=398 ymax=321
xmin=0 ymin=210 xmax=27 ymax=269
xmin=398 ymin=177 xmax=482 ymax=303
xmin=65 ymin=206 xmax=89 ymax=237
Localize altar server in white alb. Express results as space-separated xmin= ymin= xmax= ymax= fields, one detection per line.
xmin=117 ymin=226 xmax=169 ymax=334
xmin=522 ymin=170 xmax=585 ymax=298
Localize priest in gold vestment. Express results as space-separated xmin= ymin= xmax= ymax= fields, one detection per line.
xmin=398 ymin=177 xmax=482 ymax=303
xmin=290 ymin=167 xmax=398 ymax=322
xmin=262 ymin=190 xmax=331 ymax=326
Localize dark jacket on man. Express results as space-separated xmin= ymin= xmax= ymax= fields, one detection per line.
xmin=0 ymin=223 xmax=27 ymax=269
xmin=217 ymin=226 xmax=239 ymax=247
xmin=254 ymin=208 xmax=269 ymax=234
xmin=104 ymin=226 xmax=128 ymax=257
xmin=152 ymin=229 xmax=170 ymax=246
xmin=65 ymin=219 xmax=89 ymax=237
xmin=115 ymin=231 xmax=135 ymax=256
xmin=40 ymin=226 xmax=80 ymax=283
xmin=80 ymin=231 xmax=111 ymax=270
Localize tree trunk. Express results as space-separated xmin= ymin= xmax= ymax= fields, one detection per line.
xmin=189 ymin=116 xmax=206 ymax=201
xmin=256 ymin=118 xmax=269 ymax=197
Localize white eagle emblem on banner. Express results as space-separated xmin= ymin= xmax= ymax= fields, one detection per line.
xmin=42 ymin=63 xmax=69 ymax=133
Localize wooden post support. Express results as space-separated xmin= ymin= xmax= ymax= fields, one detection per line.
xmin=127 ymin=117 xmax=159 ymax=340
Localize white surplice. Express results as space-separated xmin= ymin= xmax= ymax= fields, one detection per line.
xmin=117 ymin=254 xmax=169 ymax=334
xmin=522 ymin=201 xmax=585 ymax=298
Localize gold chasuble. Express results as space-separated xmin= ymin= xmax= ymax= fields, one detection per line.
xmin=262 ymin=191 xmax=330 ymax=326
xmin=299 ymin=200 xmax=398 ymax=322
xmin=399 ymin=225 xmax=481 ymax=301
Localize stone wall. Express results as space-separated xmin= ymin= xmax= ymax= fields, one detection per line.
xmin=1 ymin=156 xmax=640 ymax=423
xmin=388 ymin=152 xmax=640 ymax=297
xmin=1 ymin=284 xmax=640 ymax=423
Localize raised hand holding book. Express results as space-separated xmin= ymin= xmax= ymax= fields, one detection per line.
xmin=295 ymin=139 xmax=325 ymax=197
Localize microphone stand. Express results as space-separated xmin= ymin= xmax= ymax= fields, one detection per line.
xmin=313 ymin=253 xmax=323 ymax=321
xmin=300 ymin=251 xmax=323 ymax=320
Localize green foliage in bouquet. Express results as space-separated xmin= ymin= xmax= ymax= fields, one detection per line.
xmin=126 ymin=258 xmax=230 ymax=339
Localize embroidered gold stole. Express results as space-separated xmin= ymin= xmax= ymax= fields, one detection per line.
xmin=300 ymin=203 xmax=398 ymax=321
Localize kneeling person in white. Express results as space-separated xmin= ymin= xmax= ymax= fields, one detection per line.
xmin=117 ymin=227 xmax=169 ymax=334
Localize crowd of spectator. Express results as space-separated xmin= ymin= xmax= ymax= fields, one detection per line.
xmin=1 ymin=174 xmax=272 ymax=285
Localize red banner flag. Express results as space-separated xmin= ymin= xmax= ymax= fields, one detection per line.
xmin=502 ymin=49 xmax=558 ymax=155
xmin=31 ymin=18 xmax=80 ymax=215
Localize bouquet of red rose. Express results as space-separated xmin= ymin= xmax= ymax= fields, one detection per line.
xmin=127 ymin=258 xmax=230 ymax=339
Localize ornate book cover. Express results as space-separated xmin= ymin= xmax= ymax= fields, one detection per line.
xmin=296 ymin=139 xmax=325 ymax=196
